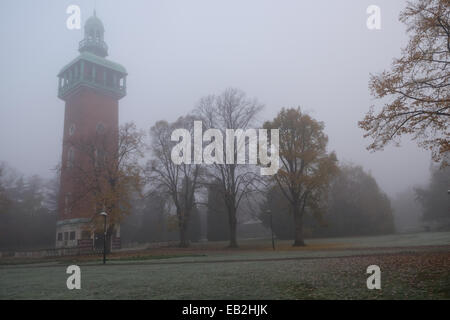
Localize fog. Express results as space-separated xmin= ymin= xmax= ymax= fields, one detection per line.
xmin=0 ymin=0 xmax=432 ymax=197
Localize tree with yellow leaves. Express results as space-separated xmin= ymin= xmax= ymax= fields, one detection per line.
xmin=359 ymin=0 xmax=449 ymax=165
xmin=264 ymin=108 xmax=338 ymax=246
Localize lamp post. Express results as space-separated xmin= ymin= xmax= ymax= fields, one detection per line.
xmin=99 ymin=210 xmax=108 ymax=264
xmin=267 ymin=209 xmax=275 ymax=250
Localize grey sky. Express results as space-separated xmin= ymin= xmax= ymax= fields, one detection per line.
xmin=0 ymin=0 xmax=432 ymax=195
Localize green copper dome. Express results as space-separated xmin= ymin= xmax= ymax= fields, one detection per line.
xmin=85 ymin=11 xmax=104 ymax=32
xmin=79 ymin=11 xmax=108 ymax=57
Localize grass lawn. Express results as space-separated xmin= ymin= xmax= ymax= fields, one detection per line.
xmin=1 ymin=232 xmax=449 ymax=299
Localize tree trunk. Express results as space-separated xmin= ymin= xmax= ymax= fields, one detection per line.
xmin=228 ymin=208 xmax=238 ymax=248
xmin=178 ymin=210 xmax=190 ymax=248
xmin=179 ymin=221 xmax=190 ymax=248
xmin=292 ymin=204 xmax=305 ymax=246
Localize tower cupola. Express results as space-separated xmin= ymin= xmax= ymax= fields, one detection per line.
xmin=79 ymin=11 xmax=108 ymax=57
xmin=58 ymin=10 xmax=127 ymax=101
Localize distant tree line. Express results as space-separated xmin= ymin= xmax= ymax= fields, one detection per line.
xmin=415 ymin=165 xmax=450 ymax=230
xmin=258 ymin=164 xmax=395 ymax=239
xmin=121 ymin=191 xmax=202 ymax=244
xmin=0 ymin=165 xmax=57 ymax=250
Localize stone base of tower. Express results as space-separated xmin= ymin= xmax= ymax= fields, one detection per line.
xmin=56 ymin=218 xmax=121 ymax=253
xmin=56 ymin=218 xmax=91 ymax=249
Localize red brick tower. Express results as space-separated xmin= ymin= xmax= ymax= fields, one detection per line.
xmin=56 ymin=12 xmax=127 ymax=250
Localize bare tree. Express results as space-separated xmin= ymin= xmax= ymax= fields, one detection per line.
xmin=147 ymin=116 xmax=202 ymax=248
xmin=195 ymin=88 xmax=264 ymax=248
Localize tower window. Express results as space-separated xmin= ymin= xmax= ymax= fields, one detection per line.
xmin=70 ymin=231 xmax=76 ymax=241
xmin=96 ymin=122 xmax=106 ymax=134
xmin=67 ymin=147 xmax=75 ymax=168
xmin=94 ymin=148 xmax=106 ymax=167
xmin=57 ymin=233 xmax=63 ymax=241
xmin=69 ymin=124 xmax=76 ymax=136
xmin=64 ymin=193 xmax=72 ymax=215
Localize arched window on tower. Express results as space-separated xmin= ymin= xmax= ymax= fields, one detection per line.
xmin=64 ymin=193 xmax=72 ymax=215
xmin=94 ymin=148 xmax=106 ymax=168
xmin=67 ymin=147 xmax=75 ymax=168
xmin=94 ymin=148 xmax=98 ymax=167
xmin=69 ymin=124 xmax=76 ymax=136
xmin=96 ymin=122 xmax=106 ymax=134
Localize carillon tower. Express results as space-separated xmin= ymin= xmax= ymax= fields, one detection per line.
xmin=56 ymin=12 xmax=127 ymax=250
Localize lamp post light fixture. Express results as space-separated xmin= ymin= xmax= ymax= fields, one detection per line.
xmin=267 ymin=209 xmax=275 ymax=251
xmin=99 ymin=210 xmax=108 ymax=264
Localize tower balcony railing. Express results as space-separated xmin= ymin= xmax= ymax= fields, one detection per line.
xmin=58 ymin=76 xmax=126 ymax=100
xmin=79 ymin=38 xmax=109 ymax=53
